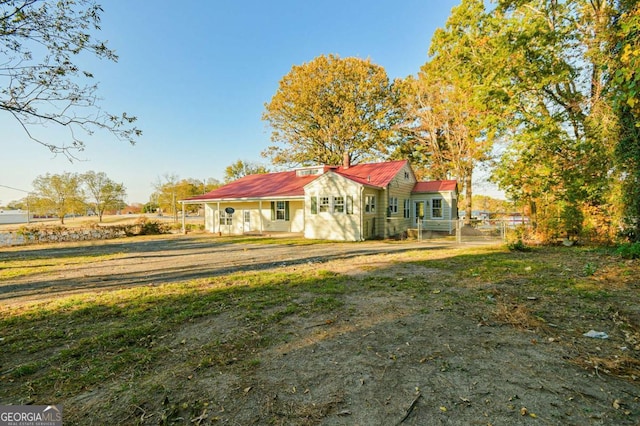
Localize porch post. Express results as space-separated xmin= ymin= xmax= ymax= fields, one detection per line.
xmin=259 ymin=200 xmax=264 ymax=234
xmin=181 ymin=202 xmax=186 ymax=234
xmin=217 ymin=202 xmax=221 ymax=234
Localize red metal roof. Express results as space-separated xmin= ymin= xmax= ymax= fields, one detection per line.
xmin=184 ymin=161 xmax=454 ymax=202
xmin=412 ymin=180 xmax=457 ymax=193
xmin=334 ymin=160 xmax=408 ymax=187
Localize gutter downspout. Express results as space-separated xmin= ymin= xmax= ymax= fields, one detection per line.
xmin=386 ymin=183 xmax=390 ymax=239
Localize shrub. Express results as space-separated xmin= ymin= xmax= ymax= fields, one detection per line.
xmin=135 ymin=217 xmax=168 ymax=235
xmin=507 ymin=239 xmax=532 ymax=252
xmin=616 ymin=242 xmax=640 ymax=259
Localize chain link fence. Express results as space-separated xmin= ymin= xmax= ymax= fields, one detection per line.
xmin=411 ymin=219 xmax=529 ymax=244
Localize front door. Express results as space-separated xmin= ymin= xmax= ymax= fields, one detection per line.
xmin=243 ymin=210 xmax=251 ymax=232
xmin=414 ymin=201 xmax=425 ymax=227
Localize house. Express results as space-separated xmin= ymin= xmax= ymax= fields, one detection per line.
xmin=181 ymin=159 xmax=458 ymax=241
xmin=0 ymin=209 xmax=29 ymax=224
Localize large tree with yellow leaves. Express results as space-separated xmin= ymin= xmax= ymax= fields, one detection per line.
xmin=262 ymin=54 xmax=403 ymax=167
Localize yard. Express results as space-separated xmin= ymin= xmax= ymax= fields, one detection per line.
xmin=1 ymin=234 xmax=639 ymax=425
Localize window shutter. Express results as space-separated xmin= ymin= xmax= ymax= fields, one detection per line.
xmin=311 ymin=196 xmax=317 ymax=214
xmin=285 ymin=201 xmax=290 ymax=221
xmin=270 ymin=202 xmax=275 ymax=220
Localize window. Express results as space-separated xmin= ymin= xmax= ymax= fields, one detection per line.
xmin=276 ymin=201 xmax=286 ymax=220
xmin=319 ymin=196 xmax=330 ymax=212
xmin=346 ymin=195 xmax=354 ymax=214
xmin=432 ymin=198 xmax=443 ymax=219
xmin=219 ymin=211 xmax=232 ymax=225
xmin=312 ymin=195 xmax=353 ymax=215
xmin=270 ymin=201 xmax=290 ymax=221
xmin=388 ymin=197 xmax=398 ymax=215
xmin=403 ymin=199 xmax=410 ymax=218
xmin=365 ymin=195 xmax=376 ymax=213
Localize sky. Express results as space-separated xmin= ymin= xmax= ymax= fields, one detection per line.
xmin=0 ymin=0 xmax=501 ymax=205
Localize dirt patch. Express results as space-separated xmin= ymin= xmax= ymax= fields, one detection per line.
xmin=1 ymin=235 xmax=639 ymax=425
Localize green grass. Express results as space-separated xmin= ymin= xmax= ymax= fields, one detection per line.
xmin=0 ymin=252 xmax=126 ymax=280
xmin=0 ymin=268 xmax=353 ymax=403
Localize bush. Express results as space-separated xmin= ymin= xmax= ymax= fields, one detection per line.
xmin=507 ymin=239 xmax=532 ymax=252
xmin=616 ymin=242 xmax=640 ymax=259
xmin=135 ymin=217 xmax=168 ymax=235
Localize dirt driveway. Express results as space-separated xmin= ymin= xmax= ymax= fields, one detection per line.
xmin=0 ymin=234 xmax=453 ymax=306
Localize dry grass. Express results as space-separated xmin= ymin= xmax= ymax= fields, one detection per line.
xmin=575 ymin=356 xmax=640 ymax=381
xmin=492 ymin=301 xmax=547 ymax=332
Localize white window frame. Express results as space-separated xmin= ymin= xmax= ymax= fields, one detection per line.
xmin=219 ymin=210 xmax=232 ymax=225
xmin=389 ymin=197 xmax=398 ymax=215
xmin=431 ymin=198 xmax=443 ymax=219
xmin=365 ymin=195 xmax=376 ymax=213
xmin=403 ymin=199 xmax=410 ymax=218
xmin=333 ymin=196 xmax=345 ymax=213
xmin=319 ymin=196 xmax=330 ymax=213
xmin=275 ymin=201 xmax=286 ymax=220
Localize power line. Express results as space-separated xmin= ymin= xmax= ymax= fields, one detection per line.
xmin=0 ymin=184 xmax=31 ymax=193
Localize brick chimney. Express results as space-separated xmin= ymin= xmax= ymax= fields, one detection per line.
xmin=343 ymin=152 xmax=350 ymax=169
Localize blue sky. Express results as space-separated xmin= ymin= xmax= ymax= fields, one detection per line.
xmin=0 ymin=0 xmax=497 ymax=205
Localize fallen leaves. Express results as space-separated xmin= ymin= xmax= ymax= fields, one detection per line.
xmin=519 ymin=407 xmax=537 ymax=418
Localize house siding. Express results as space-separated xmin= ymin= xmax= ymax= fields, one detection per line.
xmin=304 ymin=173 xmax=363 ymax=241
xmin=384 ymin=163 xmax=416 ymax=238
xmin=412 ymin=191 xmax=458 ymax=233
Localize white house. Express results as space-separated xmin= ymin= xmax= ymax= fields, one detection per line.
xmin=181 ymin=159 xmax=458 ymax=241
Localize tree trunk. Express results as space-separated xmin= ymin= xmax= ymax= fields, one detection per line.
xmin=464 ymin=172 xmax=472 ymax=226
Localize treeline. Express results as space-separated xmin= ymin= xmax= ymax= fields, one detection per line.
xmin=261 ymin=0 xmax=640 ymax=243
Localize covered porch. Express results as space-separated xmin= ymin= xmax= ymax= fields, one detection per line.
xmin=180 ymin=198 xmax=305 ymax=236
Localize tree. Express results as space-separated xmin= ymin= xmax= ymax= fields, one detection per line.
xmin=152 ymin=175 xmax=217 ymax=220
xmin=224 ymin=160 xmax=269 ymax=183
xmin=399 ymin=0 xmax=495 ymax=225
xmin=486 ymin=0 xmax=619 ymax=240
xmin=153 ymin=174 xmax=180 ymax=222
xmin=262 ymin=54 xmax=403 ymax=167
xmin=81 ymin=171 xmax=126 ymax=222
xmin=32 ymin=172 xmax=84 ymax=224
xmin=0 ymin=0 xmax=141 ymax=156
xmin=610 ymin=1 xmax=640 ymax=241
